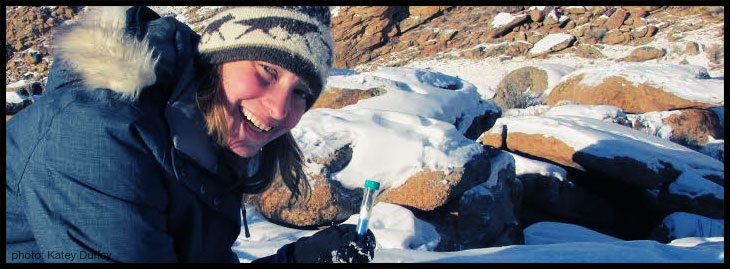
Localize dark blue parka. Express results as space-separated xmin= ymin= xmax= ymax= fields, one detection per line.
xmin=6 ymin=7 xmax=283 ymax=262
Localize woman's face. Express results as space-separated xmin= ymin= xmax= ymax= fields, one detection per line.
xmin=220 ymin=60 xmax=310 ymax=157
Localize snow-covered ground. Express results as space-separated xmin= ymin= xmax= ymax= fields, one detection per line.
xmin=234 ymin=203 xmax=724 ymax=263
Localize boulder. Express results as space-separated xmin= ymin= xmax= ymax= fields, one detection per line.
xmin=528 ymin=33 xmax=576 ymax=56
xmin=250 ymin=144 xmax=361 ymax=227
xmin=605 ymin=8 xmax=628 ymax=29
xmin=510 ymin=152 xmax=617 ymax=229
xmin=563 ymin=6 xmax=588 ymax=14
xmin=379 ymin=150 xmax=492 ymax=211
xmin=455 ymin=148 xmax=523 ymax=248
xmin=478 ymin=115 xmax=724 ymax=189
xmin=627 ymin=109 xmax=724 ymax=150
xmin=494 ymin=66 xmax=549 ymax=110
xmin=602 ymin=29 xmax=626 ymax=44
xmin=312 ymin=87 xmax=387 ymax=110
xmin=547 ymin=64 xmax=724 ymax=113
xmin=648 ymin=212 xmax=724 ymax=243
xmin=662 ymin=109 xmax=723 ymax=149
xmin=652 ymin=169 xmax=725 ymax=219
xmin=488 ymin=12 xmax=529 ymax=39
xmin=624 ymin=47 xmax=666 ymax=62
xmin=573 ymin=44 xmax=605 ymax=59
xmin=684 ymin=41 xmax=701 ymax=56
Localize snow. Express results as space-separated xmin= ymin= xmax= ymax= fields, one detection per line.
xmin=341 ymin=203 xmax=441 ymax=251
xmin=543 ymin=104 xmax=627 ymax=122
xmin=233 ymin=203 xmax=725 ymax=262
xmin=659 ymin=212 xmax=724 ymax=239
xmin=295 ymin=67 xmax=494 ymax=190
xmin=529 ymin=33 xmax=574 ymax=55
xmin=491 ymin=12 xmax=516 ymax=28
xmin=668 ymin=170 xmax=724 ymax=200
xmin=626 ymin=111 xmax=679 ymax=139
xmin=563 ymin=63 xmax=724 ymax=105
xmin=6 ymin=92 xmax=26 ymax=104
xmin=508 ymin=152 xmax=567 ymax=181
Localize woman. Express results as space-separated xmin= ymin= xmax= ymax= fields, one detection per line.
xmin=6 ymin=6 xmax=375 ymax=263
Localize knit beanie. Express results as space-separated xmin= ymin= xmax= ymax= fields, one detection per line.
xmin=198 ymin=6 xmax=334 ymax=109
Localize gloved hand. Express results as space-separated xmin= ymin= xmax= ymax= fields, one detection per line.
xmin=292 ymin=224 xmax=376 ymax=263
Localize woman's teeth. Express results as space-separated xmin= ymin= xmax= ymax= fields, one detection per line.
xmin=241 ymin=108 xmax=272 ymax=132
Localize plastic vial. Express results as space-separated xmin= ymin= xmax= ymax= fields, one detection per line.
xmin=356 ymin=180 xmax=380 ymax=242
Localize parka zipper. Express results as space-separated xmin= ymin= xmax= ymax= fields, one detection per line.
xmin=241 ymin=198 xmax=250 ymax=238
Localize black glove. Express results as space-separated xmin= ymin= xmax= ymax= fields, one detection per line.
xmin=292 ymin=224 xmax=376 ymax=263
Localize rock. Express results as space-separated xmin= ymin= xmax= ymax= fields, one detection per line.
xmin=648 ymin=212 xmax=724 ymax=243
xmin=574 ymin=44 xmax=605 ymax=59
xmin=488 ymin=12 xmax=529 ymax=39
xmin=399 ymin=6 xmax=450 ymax=33
xmin=685 ymin=41 xmax=701 ymax=56
xmin=312 ymin=87 xmax=386 ymax=110
xmin=250 ymin=144 xmax=362 ymax=227
xmin=251 ymin=173 xmax=361 ymax=228
xmin=511 ymin=152 xmax=617 ymax=229
xmin=602 ymin=29 xmax=626 ymax=44
xmin=563 ymin=6 xmax=588 ymax=14
xmin=528 ymin=33 xmax=575 ymax=56
xmin=662 ymin=109 xmax=724 ymax=149
xmin=547 ymin=64 xmax=724 ymax=113
xmin=529 ymin=9 xmax=545 ymax=23
xmin=605 ymin=8 xmax=628 ymax=29
xmin=494 ymin=66 xmax=549 ymax=110
xmin=332 ymin=6 xmax=409 ymax=68
xmin=379 ymin=151 xmax=492 ymax=211
xmin=478 ymin=115 xmax=724 ymax=189
xmin=456 ymin=148 xmax=523 ymax=248
xmin=652 ymin=169 xmax=725 ymax=219
xmin=629 ymin=109 xmax=724 ymax=150
xmin=624 ymin=47 xmax=666 ymax=62
xmin=700 ymin=140 xmax=724 ymax=163
xmin=543 ymin=104 xmax=632 ymax=127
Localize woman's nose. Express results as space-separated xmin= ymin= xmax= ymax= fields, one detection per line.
xmin=263 ymin=84 xmax=292 ymax=120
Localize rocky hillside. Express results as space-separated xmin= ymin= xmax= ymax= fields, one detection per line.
xmin=6 ymin=6 xmax=724 ymax=84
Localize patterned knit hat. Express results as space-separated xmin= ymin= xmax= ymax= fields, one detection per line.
xmin=198 ymin=6 xmax=334 ymax=109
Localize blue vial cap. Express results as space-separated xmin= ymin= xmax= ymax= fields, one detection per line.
xmin=364 ymin=180 xmax=380 ymax=190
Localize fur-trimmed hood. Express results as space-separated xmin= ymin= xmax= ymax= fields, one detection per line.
xmin=53 ymin=6 xmax=158 ymax=100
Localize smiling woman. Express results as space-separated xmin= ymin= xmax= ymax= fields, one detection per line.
xmin=6 ymin=6 xmax=375 ymax=263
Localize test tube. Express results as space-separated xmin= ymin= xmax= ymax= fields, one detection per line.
xmin=356 ymin=179 xmax=380 ymax=242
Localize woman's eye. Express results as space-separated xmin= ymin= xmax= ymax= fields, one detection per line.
xmin=294 ymin=89 xmax=309 ymax=99
xmin=260 ymin=64 xmax=277 ymax=80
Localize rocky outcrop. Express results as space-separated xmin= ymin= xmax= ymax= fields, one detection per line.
xmin=250 ymin=144 xmax=361 ymax=227
xmin=379 ymin=151 xmax=492 ymax=211
xmin=479 ymin=115 xmax=724 ymax=188
xmin=547 ymin=64 xmax=724 ymax=113
xmin=455 ymin=148 xmax=523 ymax=248
xmin=331 ymin=6 xmax=409 ymax=68
xmin=312 ymin=87 xmax=387 ymax=109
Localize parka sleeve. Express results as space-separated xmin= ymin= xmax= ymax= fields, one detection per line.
xmin=18 ymin=102 xmax=177 ymax=262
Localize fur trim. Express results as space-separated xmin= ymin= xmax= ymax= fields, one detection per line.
xmin=53 ymin=6 xmax=158 ymax=100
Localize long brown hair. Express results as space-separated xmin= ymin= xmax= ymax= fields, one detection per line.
xmin=196 ymin=60 xmax=310 ymax=200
